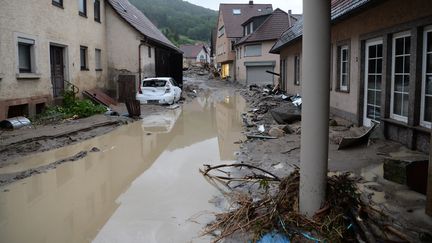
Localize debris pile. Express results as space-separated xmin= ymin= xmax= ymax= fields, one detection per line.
xmin=201 ymin=166 xmax=432 ymax=243
xmin=183 ymin=64 xmax=211 ymax=79
xmin=240 ymin=85 xmax=303 ymax=139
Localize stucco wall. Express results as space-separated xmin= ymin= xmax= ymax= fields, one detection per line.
xmin=280 ymin=0 xmax=432 ymax=124
xmin=279 ymin=40 xmax=302 ymax=95
xmin=235 ymin=41 xmax=280 ymax=85
xmin=215 ymin=14 xmax=236 ymax=65
xmin=105 ymin=5 xmax=155 ymax=91
xmin=0 ymin=0 xmax=108 ymax=102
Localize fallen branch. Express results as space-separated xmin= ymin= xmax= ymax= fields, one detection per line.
xmin=281 ymin=146 xmax=300 ymax=154
xmin=200 ymin=163 xmax=281 ymax=182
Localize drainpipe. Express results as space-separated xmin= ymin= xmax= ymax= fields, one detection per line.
xmin=138 ymin=42 xmax=145 ymax=94
xmin=299 ymin=0 xmax=331 ymax=217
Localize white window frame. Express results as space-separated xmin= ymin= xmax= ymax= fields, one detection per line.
xmin=421 ymin=26 xmax=432 ymax=128
xmin=218 ymin=26 xmax=225 ymax=38
xmin=95 ymin=48 xmax=102 ymax=70
xmin=244 ymin=44 xmax=262 ymax=57
xmin=233 ymin=9 xmax=241 ymax=15
xmin=339 ymin=45 xmax=349 ymax=91
xmin=15 ymin=33 xmax=39 ymax=76
xmin=390 ymin=31 xmax=411 ymax=123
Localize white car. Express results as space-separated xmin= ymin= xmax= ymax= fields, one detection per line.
xmin=136 ymin=77 xmax=182 ymax=105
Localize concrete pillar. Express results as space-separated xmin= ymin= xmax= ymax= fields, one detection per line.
xmin=299 ymin=0 xmax=331 ymax=217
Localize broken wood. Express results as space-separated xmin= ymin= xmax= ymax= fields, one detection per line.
xmin=245 ymin=134 xmax=277 ymax=139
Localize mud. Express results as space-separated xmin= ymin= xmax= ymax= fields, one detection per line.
xmin=0 ymin=148 xmax=104 ymax=187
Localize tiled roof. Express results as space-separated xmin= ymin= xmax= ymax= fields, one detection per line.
xmin=271 ymin=0 xmax=376 ymax=53
xmin=236 ymin=9 xmax=291 ymax=45
xmin=270 ymin=16 xmax=303 ymax=52
xmin=107 ymin=0 xmax=180 ymax=52
xmin=219 ymin=3 xmax=273 ymax=38
xmin=180 ymin=45 xmax=205 ymax=58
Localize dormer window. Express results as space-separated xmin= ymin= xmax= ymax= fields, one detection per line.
xmin=233 ymin=9 xmax=241 ymax=15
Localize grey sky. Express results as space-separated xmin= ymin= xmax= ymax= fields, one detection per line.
xmin=184 ymin=0 xmax=303 ymax=14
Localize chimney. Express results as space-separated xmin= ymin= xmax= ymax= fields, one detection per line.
xmin=249 ymin=1 xmax=253 ymax=5
xmin=288 ymin=9 xmax=292 ymax=27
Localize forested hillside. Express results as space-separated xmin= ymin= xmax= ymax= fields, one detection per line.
xmin=129 ymin=0 xmax=217 ymax=46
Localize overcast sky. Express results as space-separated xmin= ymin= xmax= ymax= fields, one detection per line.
xmin=184 ymin=0 xmax=303 ymax=14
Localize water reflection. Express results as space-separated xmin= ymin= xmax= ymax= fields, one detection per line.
xmin=0 ymin=92 xmax=245 ymax=243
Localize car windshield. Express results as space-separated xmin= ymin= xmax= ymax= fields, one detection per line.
xmin=142 ymin=80 xmax=167 ymax=87
xmin=169 ymin=78 xmax=178 ymax=86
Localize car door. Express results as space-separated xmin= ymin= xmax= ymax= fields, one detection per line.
xmin=170 ymin=78 xmax=181 ymax=101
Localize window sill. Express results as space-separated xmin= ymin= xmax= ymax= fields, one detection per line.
xmin=16 ymin=73 xmax=41 ymax=79
xmin=95 ymin=68 xmax=103 ymax=71
xmin=79 ymin=12 xmax=87 ymax=18
xmin=335 ymin=89 xmax=350 ymax=93
xmin=94 ymin=19 xmax=101 ymax=23
xmin=81 ymin=68 xmax=89 ymax=71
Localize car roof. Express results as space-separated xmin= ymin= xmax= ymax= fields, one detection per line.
xmin=142 ymin=77 xmax=172 ymax=81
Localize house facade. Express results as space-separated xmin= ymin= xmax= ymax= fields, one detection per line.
xmin=0 ymin=0 xmax=181 ymax=120
xmin=0 ymin=0 xmax=109 ymax=120
xmin=180 ymin=44 xmax=210 ymax=68
xmin=234 ymin=9 xmax=297 ymax=85
xmin=215 ymin=1 xmax=272 ymax=79
xmin=106 ymin=0 xmax=182 ymax=101
xmin=271 ymin=0 xmax=432 ymax=152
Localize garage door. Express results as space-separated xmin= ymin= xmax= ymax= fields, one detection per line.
xmin=246 ymin=66 xmax=274 ymax=85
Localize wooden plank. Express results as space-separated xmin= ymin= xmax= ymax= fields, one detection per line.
xmin=83 ymin=89 xmax=118 ymax=107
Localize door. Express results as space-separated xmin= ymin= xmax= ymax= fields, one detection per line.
xmin=50 ymin=46 xmax=64 ymax=97
xmin=246 ymin=66 xmax=274 ymax=85
xmin=118 ymin=74 xmax=136 ymax=102
xmin=363 ymin=39 xmax=383 ymax=127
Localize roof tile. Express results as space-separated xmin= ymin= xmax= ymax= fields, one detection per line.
xmin=219 ymin=3 xmax=273 ymax=38
xmin=107 ymin=0 xmax=180 ymax=52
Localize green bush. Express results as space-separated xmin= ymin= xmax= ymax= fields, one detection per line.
xmin=34 ymin=90 xmax=106 ymax=123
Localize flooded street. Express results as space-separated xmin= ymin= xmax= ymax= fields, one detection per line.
xmin=0 ymin=92 xmax=246 ymax=243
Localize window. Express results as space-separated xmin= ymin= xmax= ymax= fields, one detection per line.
xmin=80 ymin=46 xmax=88 ymax=70
xmin=421 ymin=27 xmax=432 ymax=127
xmin=148 ymin=46 xmax=151 ymax=58
xmin=337 ymin=45 xmax=349 ymax=91
xmin=231 ymin=41 xmax=235 ymax=51
xmin=52 ymin=0 xmax=63 ymax=8
xmin=233 ymin=9 xmax=241 ymax=15
xmin=94 ymin=0 xmax=101 ymax=22
xmin=244 ymin=44 xmax=261 ymax=57
xmin=244 ymin=22 xmax=253 ymax=35
xmin=95 ymin=49 xmax=102 ymax=71
xmin=218 ymin=26 xmax=225 ymax=37
xmin=17 ymin=37 xmax=35 ymax=73
xmin=281 ymin=58 xmax=287 ymax=90
xmin=391 ymin=32 xmax=411 ymax=122
xmin=78 ymin=0 xmax=87 ymax=17
xmin=294 ymin=55 xmax=301 ymax=85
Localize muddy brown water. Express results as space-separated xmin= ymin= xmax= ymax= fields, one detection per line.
xmin=0 ymin=93 xmax=246 ymax=243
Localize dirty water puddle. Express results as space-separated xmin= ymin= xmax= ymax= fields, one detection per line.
xmin=0 ymin=93 xmax=246 ymax=243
